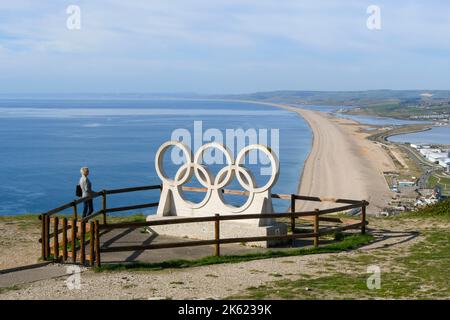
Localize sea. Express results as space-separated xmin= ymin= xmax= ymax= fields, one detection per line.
xmin=1 ymin=98 xmax=446 ymax=216
xmin=388 ymin=126 xmax=450 ymax=145
xmin=0 ymin=99 xmax=311 ymax=215
xmin=308 ymin=105 xmax=449 ymax=146
xmin=332 ymin=110 xmax=449 ymax=146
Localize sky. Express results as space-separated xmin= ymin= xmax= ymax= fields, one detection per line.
xmin=0 ymin=0 xmax=449 ymax=94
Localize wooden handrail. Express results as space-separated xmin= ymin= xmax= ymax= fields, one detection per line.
xmin=318 ymin=221 xmax=367 ymax=235
xmin=81 ymin=209 xmax=105 ymax=222
xmin=98 ymin=210 xmax=323 ymax=231
xmin=181 ymin=186 xmax=364 ymax=204
xmin=43 ymin=184 xmax=162 ymax=216
xmin=271 ymin=193 xmax=291 ymax=200
xmin=41 ymin=183 xmax=364 ymax=219
xmin=81 ymin=202 xmax=159 ymax=222
xmin=100 ymin=232 xmax=319 ymax=253
xmin=316 ymin=203 xmax=363 ymax=215
xmin=39 ymin=183 xmax=369 ymax=266
xmin=44 ymin=193 xmax=102 ymax=216
xmin=98 ymin=203 xmax=365 ymax=231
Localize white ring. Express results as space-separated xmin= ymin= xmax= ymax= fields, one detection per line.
xmin=175 ymin=164 xmax=212 ymax=208
xmin=155 ymin=141 xmax=192 ymax=187
xmin=155 ymin=142 xmax=279 ymax=211
xmin=194 ymin=142 xmax=234 ymax=190
xmin=235 ymin=144 xmax=279 ymax=193
xmin=222 ymin=165 xmax=255 ymax=212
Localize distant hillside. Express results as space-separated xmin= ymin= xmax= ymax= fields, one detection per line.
xmin=215 ymin=90 xmax=450 ymax=107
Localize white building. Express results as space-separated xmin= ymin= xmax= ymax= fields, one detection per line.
xmin=417 ymin=147 xmax=450 ymax=168
xmin=427 ymin=152 xmax=449 ymax=162
xmin=438 ymin=158 xmax=450 ymax=168
xmin=419 ymin=148 xmax=440 ymax=156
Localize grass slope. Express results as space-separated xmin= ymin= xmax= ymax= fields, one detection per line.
xmin=233 ymin=200 xmax=450 ymax=299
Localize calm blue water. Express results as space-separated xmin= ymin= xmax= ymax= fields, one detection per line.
xmin=388 ymin=126 xmax=450 ymax=145
xmin=0 ymin=99 xmax=311 ymax=215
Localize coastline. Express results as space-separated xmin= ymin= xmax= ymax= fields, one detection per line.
xmin=239 ymin=100 xmax=394 ymax=214
xmin=0 ymin=97 xmax=426 ymax=217
xmin=1 ymin=100 xmax=449 ymax=299
xmin=294 ymin=109 xmax=394 ymax=213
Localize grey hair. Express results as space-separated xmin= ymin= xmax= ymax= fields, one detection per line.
xmin=80 ymin=167 xmax=89 ymax=175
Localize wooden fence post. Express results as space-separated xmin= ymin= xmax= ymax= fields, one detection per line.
xmin=214 ymin=214 xmax=220 ymax=257
xmin=45 ymin=215 xmax=50 ymax=260
xmin=71 ymin=219 xmax=76 ymax=264
xmin=89 ymin=221 xmax=95 ymax=266
xmin=62 ymin=218 xmax=68 ymax=262
xmin=290 ymin=194 xmax=296 ymax=246
xmin=313 ymin=209 xmax=319 ymax=247
xmin=80 ymin=221 xmax=86 ymax=265
xmin=361 ymin=200 xmax=367 ymax=235
xmin=102 ymin=191 xmax=107 ymax=225
xmin=72 ymin=202 xmax=78 ymax=220
xmin=40 ymin=215 xmax=46 ymax=260
xmin=53 ymin=217 xmax=59 ymax=260
xmin=95 ymin=220 xmax=101 ymax=267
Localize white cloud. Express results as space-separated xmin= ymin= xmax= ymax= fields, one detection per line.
xmin=0 ymin=0 xmax=449 ymax=92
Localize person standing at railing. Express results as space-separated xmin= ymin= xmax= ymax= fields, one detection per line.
xmin=79 ymin=167 xmax=95 ymax=218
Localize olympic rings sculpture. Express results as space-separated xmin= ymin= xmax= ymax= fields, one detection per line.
xmin=155 ymin=141 xmax=279 ymax=213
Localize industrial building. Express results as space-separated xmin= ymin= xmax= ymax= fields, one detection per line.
xmin=412 ymin=144 xmax=450 ymax=169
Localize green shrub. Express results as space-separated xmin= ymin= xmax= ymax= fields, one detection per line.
xmin=411 ymin=199 xmax=450 ymax=218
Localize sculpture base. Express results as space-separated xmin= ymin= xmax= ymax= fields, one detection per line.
xmin=146 ymin=216 xmax=288 ymax=248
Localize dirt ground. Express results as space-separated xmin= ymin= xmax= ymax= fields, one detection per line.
xmin=1 ymin=216 xmax=446 ymax=300
xmin=0 ymin=216 xmax=41 ymax=270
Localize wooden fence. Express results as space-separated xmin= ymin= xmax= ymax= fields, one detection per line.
xmin=38 ymin=184 xmax=368 ymax=267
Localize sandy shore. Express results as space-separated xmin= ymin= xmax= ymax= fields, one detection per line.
xmin=293 ymin=109 xmax=393 ymax=213
xmin=227 ymin=100 xmax=397 ymax=214
xmin=280 ymin=107 xmax=395 ymax=213
xmin=246 ymin=101 xmax=394 ymax=214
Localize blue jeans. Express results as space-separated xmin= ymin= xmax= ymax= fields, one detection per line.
xmin=82 ymin=199 xmax=94 ymax=218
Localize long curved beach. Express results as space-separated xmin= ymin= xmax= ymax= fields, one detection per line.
xmin=244 ymin=101 xmax=394 ymax=214
xmin=294 ymin=108 xmax=393 ymax=213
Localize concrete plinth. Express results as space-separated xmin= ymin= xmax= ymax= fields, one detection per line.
xmin=146 ymin=216 xmax=288 ymax=248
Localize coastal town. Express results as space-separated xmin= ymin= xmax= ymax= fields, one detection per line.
xmin=390 ymin=143 xmax=449 ymax=210
xmin=414 ymin=144 xmax=450 ymax=172
xmin=364 ymin=121 xmax=450 ymax=215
